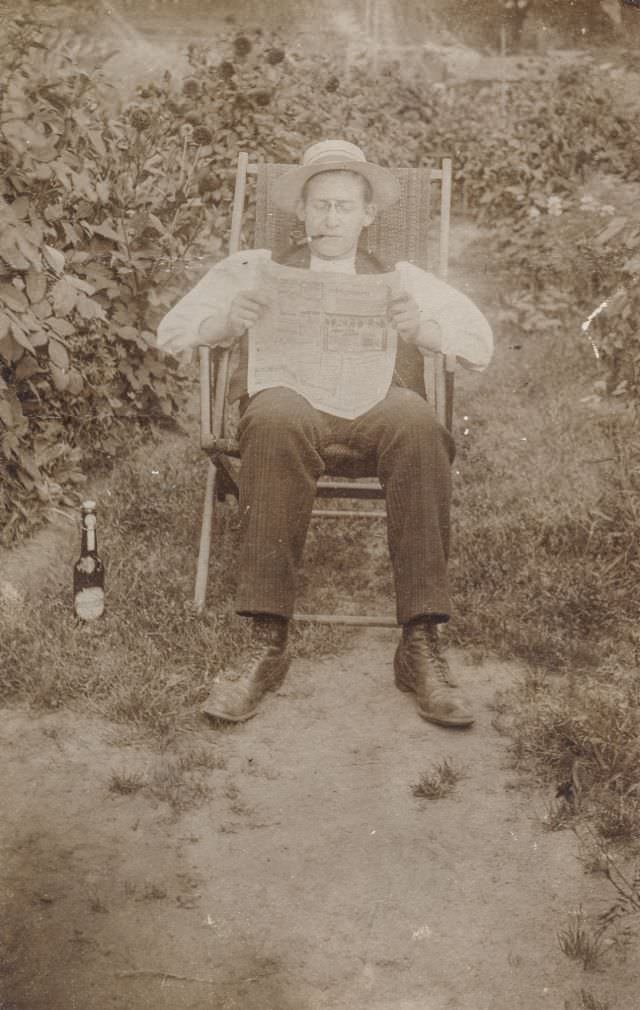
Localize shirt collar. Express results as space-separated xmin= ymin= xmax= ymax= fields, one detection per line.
xmin=309 ymin=251 xmax=357 ymax=274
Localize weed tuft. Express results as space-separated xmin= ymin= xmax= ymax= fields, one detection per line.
xmin=109 ymin=769 xmax=145 ymax=795
xmin=149 ymin=760 xmax=212 ymax=814
xmin=565 ymin=990 xmax=610 ymax=1010
xmin=141 ymin=881 xmax=168 ymax=901
xmin=175 ymin=746 xmax=226 ymax=773
xmin=557 ymin=908 xmax=605 ymax=971
xmin=87 ymin=890 xmax=108 ymax=914
xmin=411 ymin=758 xmax=466 ymax=800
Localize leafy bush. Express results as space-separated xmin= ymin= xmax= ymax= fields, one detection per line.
xmin=0 ymin=6 xmax=195 ymax=542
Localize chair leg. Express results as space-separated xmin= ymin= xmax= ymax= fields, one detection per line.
xmin=194 ymin=460 xmax=218 ymax=614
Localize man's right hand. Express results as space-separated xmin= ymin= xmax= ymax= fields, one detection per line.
xmin=228 ymin=290 xmax=270 ymax=338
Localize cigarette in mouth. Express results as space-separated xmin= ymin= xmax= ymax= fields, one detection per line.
xmin=295 ymin=234 xmax=329 ymax=246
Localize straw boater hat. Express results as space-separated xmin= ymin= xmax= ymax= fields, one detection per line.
xmin=271 ymin=139 xmax=401 ymax=214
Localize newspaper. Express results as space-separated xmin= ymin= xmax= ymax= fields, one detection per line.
xmin=247 ymin=260 xmax=401 ymax=419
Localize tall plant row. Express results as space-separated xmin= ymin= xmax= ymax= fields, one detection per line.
xmin=2 ymin=5 xmax=640 ymax=543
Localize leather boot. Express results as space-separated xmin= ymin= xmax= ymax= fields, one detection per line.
xmin=394 ymin=619 xmax=474 ymax=727
xmin=201 ymin=616 xmax=290 ymax=723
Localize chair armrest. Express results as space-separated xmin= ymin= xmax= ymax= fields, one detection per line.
xmin=201 ymin=434 xmax=241 ymax=458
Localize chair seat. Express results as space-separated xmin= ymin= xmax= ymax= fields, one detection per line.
xmin=320 ymin=442 xmax=377 ymax=479
xmin=205 ymin=436 xmax=377 ymax=479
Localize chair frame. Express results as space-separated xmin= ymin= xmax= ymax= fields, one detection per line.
xmin=195 ymin=152 xmax=456 ymax=622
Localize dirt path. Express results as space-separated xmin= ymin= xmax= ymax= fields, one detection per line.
xmin=2 ymin=632 xmax=636 ymax=1010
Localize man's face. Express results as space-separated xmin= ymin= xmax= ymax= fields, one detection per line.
xmin=297 ymin=171 xmax=376 ymax=260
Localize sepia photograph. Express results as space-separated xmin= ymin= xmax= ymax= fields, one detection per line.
xmin=1 ymin=1 xmax=640 ymax=1007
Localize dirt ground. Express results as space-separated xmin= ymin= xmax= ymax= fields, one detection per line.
xmin=3 ymin=636 xmax=638 ymax=1010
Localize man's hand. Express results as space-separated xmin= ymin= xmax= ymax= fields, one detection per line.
xmin=228 ymin=290 xmax=270 ymax=338
xmin=389 ymin=292 xmax=420 ymax=342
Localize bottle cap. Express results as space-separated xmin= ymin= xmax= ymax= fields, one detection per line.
xmin=81 ymin=500 xmax=97 ymax=511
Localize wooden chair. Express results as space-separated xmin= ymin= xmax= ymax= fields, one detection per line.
xmin=195 ymin=152 xmax=456 ymax=624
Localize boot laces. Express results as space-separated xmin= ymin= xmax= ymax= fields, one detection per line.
xmin=408 ymin=623 xmax=456 ymax=688
xmin=226 ymin=618 xmax=287 ymax=682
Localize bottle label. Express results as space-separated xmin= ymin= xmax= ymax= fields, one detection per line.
xmin=74 ymin=587 xmax=105 ymax=620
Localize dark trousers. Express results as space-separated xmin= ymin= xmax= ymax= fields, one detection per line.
xmin=236 ymin=385 xmax=455 ymax=625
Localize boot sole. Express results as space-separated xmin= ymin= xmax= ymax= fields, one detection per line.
xmin=394 ymin=652 xmax=474 ymax=728
xmin=202 ymin=654 xmax=292 ymax=723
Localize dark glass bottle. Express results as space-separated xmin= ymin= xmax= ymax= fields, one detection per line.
xmin=73 ymin=500 xmax=105 ymax=620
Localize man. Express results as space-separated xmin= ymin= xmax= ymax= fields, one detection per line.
xmin=157 ymin=140 xmax=493 ymax=728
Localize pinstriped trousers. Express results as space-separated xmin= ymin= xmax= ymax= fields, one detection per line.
xmin=235 ymin=385 xmax=455 ymax=625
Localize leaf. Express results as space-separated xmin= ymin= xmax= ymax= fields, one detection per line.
xmin=0 ymin=312 xmax=9 ymax=340
xmin=47 ymin=339 xmax=68 ymax=371
xmin=10 ymin=321 xmax=35 ymax=354
xmin=50 ymin=278 xmax=77 ymax=316
xmin=148 ymin=213 xmax=167 ymax=235
xmin=67 ymin=368 xmax=84 ymax=396
xmin=44 ymin=202 xmax=64 ymax=223
xmin=0 ymin=283 xmax=29 ymax=313
xmin=11 ymin=197 xmax=30 ymax=220
xmin=29 ymin=330 xmax=49 ymax=348
xmin=0 ymin=334 xmax=19 ymax=364
xmin=92 ymin=221 xmax=122 ymax=242
xmin=48 ymin=317 xmax=75 ymax=338
xmin=43 ymin=245 xmax=65 ymax=273
xmin=0 ymin=246 xmax=31 ymax=271
xmin=88 ymin=130 xmax=107 ymax=158
xmin=25 ymin=270 xmax=48 ymax=304
xmin=95 ymin=180 xmax=110 ymax=203
xmin=66 ymin=276 xmax=95 ymax=295
xmin=74 ymin=292 xmax=103 ymax=321
xmin=117 ymin=325 xmax=138 ymax=341
xmin=15 ymin=355 xmax=40 ymax=381
xmin=31 ymin=298 xmax=51 ymax=320
xmin=29 ymin=141 xmax=59 ymax=163
xmin=50 ymin=363 xmax=70 ymax=393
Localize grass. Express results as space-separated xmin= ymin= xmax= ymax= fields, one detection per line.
xmin=123 ymin=879 xmax=168 ymax=901
xmin=441 ymin=278 xmax=640 ymax=845
xmin=498 ymin=663 xmax=640 ymax=842
xmin=109 ymin=747 xmax=228 ymax=813
xmin=448 ymin=312 xmax=640 ymax=675
xmin=411 ymin=758 xmax=466 ymax=800
xmin=557 ymin=907 xmax=605 ymax=971
xmin=0 ymin=436 xmax=352 ymax=738
xmin=566 ymin=991 xmax=610 ymax=1010
xmin=109 ymin=769 xmax=146 ymax=795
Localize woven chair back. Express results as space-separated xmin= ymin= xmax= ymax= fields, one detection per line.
xmin=253 ymin=163 xmax=437 ymax=272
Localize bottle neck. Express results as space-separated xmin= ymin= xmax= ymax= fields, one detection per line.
xmin=81 ymin=519 xmax=98 ymax=556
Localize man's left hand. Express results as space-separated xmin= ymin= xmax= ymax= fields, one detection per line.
xmin=389 ymin=292 xmax=420 ymax=342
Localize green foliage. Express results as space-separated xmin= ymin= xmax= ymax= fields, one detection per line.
xmin=430 ymin=66 xmax=640 ymax=402
xmin=0 ymin=5 xmax=193 ymax=543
